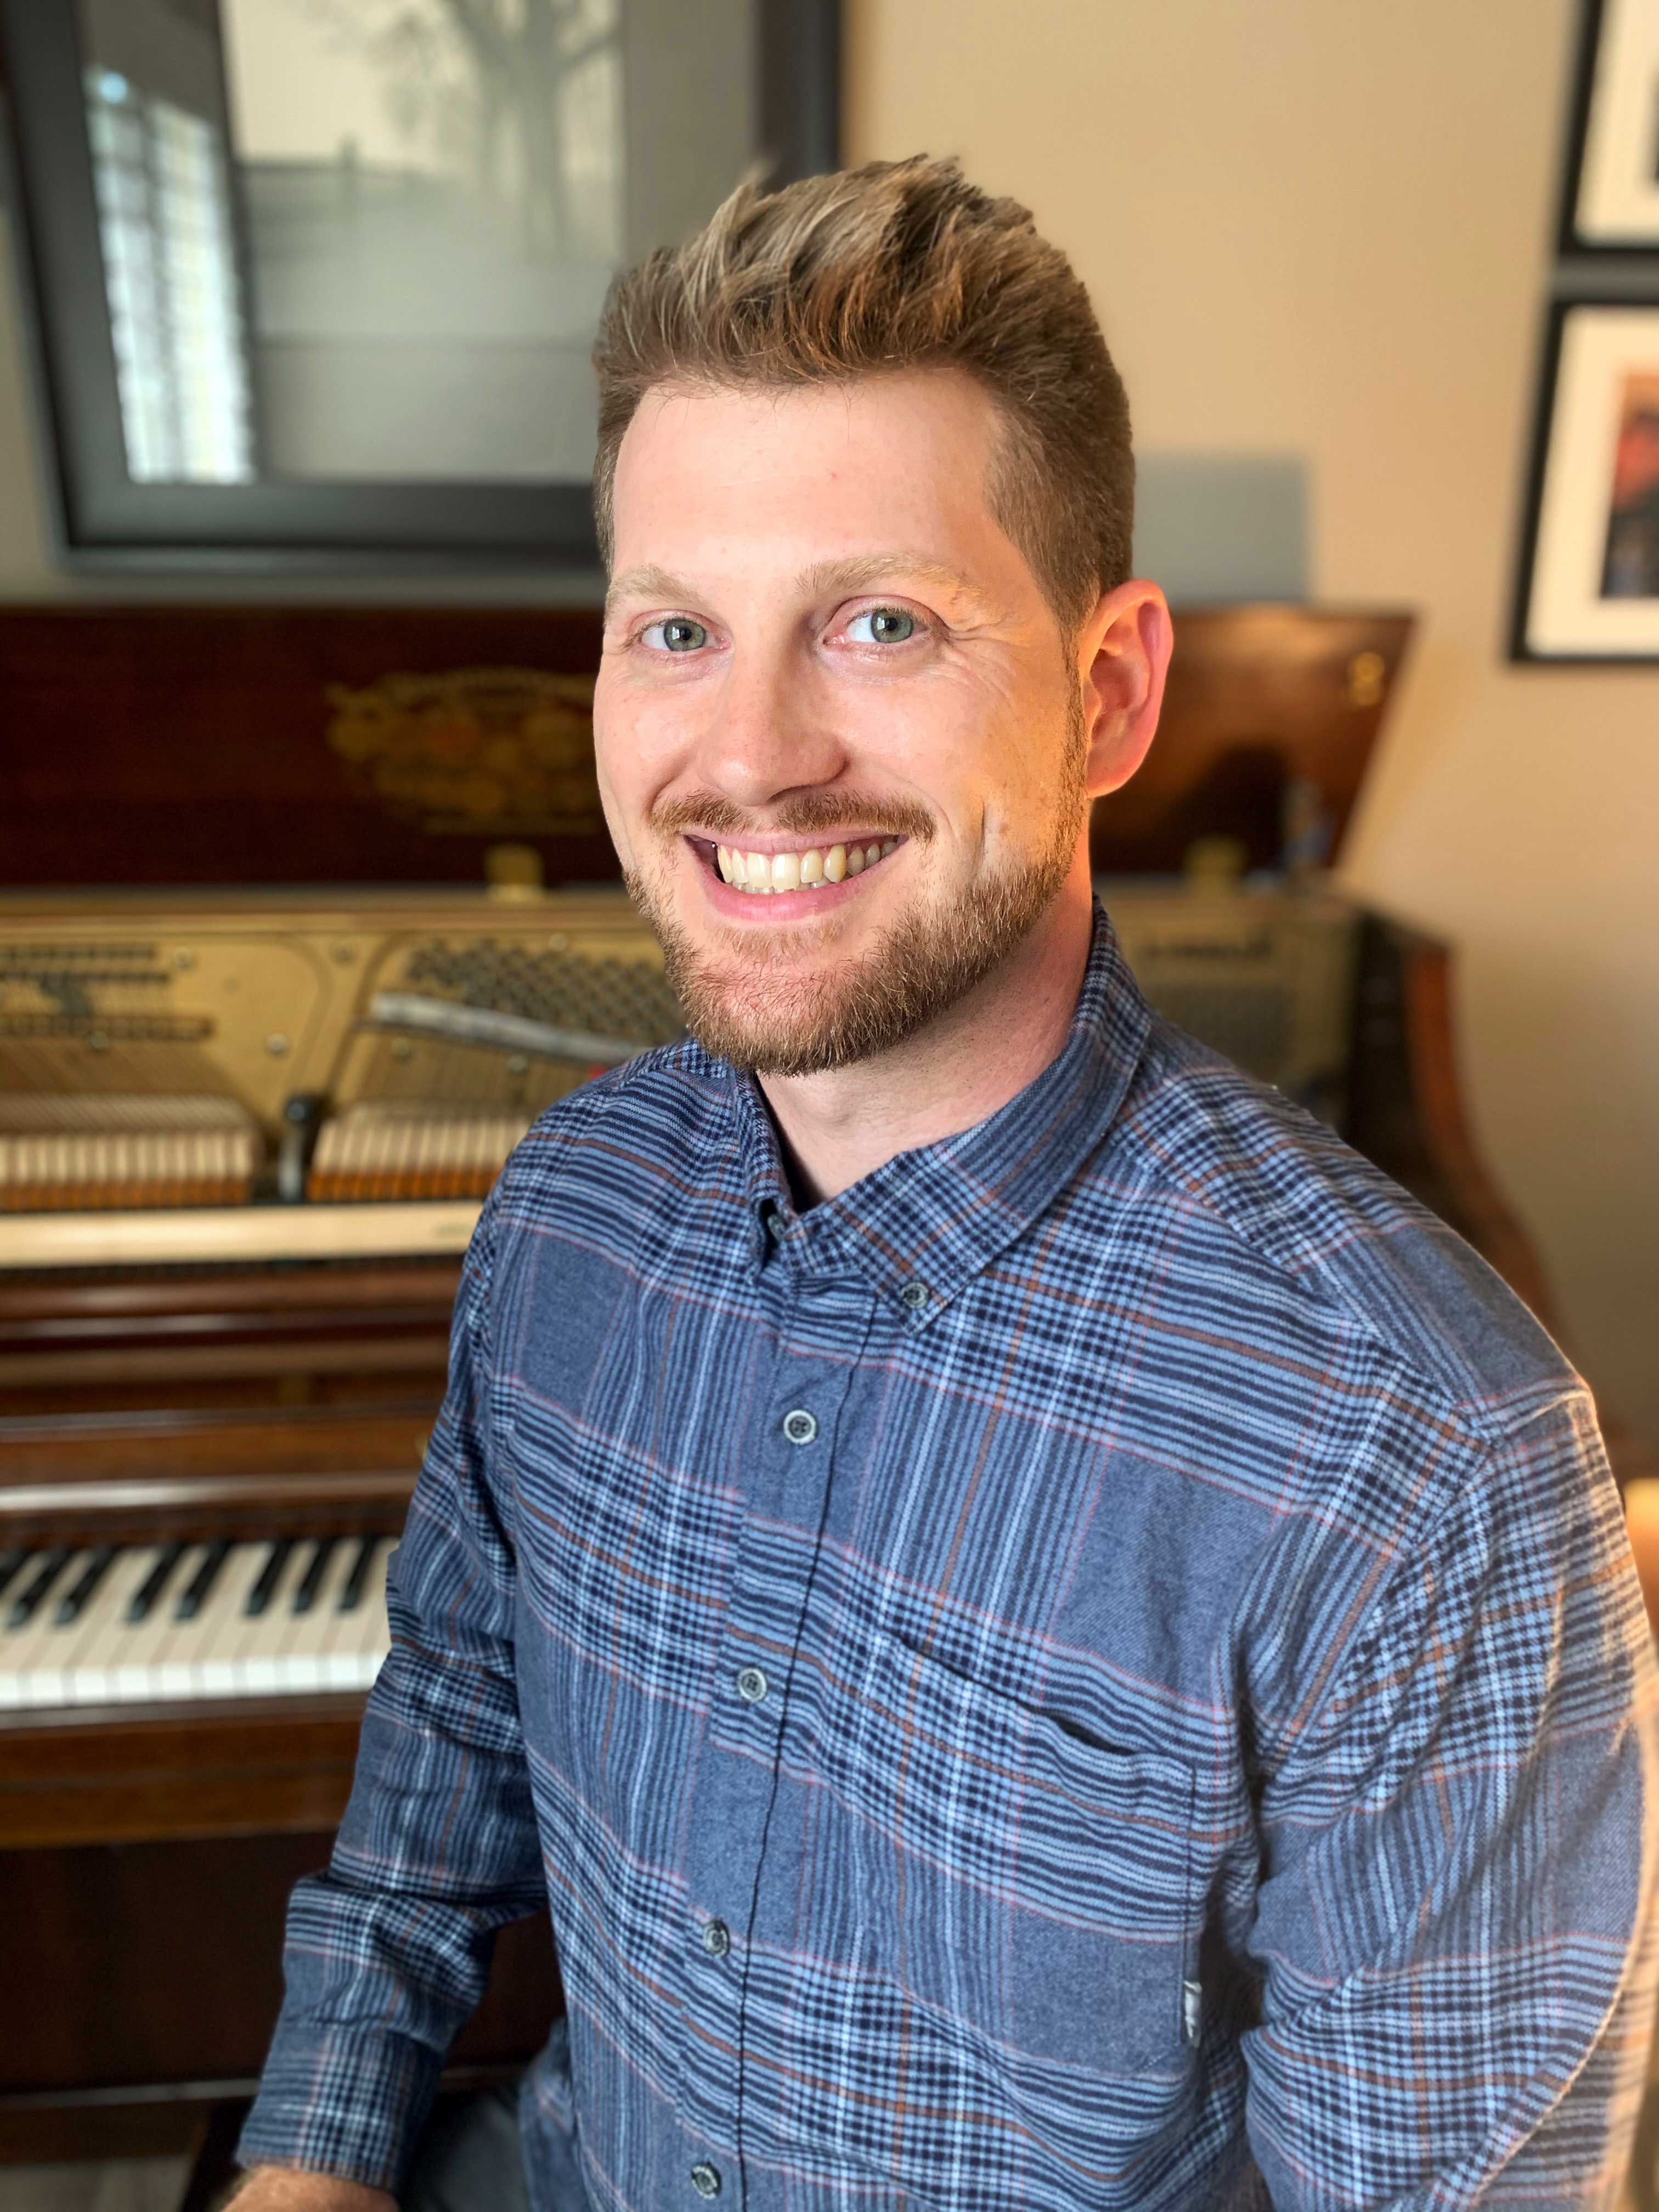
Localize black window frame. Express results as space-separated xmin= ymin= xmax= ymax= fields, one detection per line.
xmin=0 ymin=0 xmax=839 ymax=572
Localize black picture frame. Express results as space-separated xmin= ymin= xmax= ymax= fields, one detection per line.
xmin=1558 ymin=0 xmax=1610 ymax=257
xmin=1510 ymin=293 xmax=1659 ymax=662
xmin=0 ymin=0 xmax=839 ymax=573
xmin=1555 ymin=0 xmax=1659 ymax=256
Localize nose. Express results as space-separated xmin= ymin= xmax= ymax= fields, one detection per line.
xmin=690 ymin=638 xmax=848 ymax=812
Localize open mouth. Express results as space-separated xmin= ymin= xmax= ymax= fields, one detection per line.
xmin=690 ymin=836 xmax=904 ymax=895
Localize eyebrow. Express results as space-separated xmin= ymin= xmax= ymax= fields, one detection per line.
xmin=603 ymin=564 xmax=693 ymax=619
xmin=603 ymin=554 xmax=991 ymax=619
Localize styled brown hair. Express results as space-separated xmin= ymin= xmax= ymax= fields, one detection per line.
xmin=591 ymin=156 xmax=1133 ymax=630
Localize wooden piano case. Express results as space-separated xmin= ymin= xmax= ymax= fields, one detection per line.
xmin=0 ymin=599 xmax=1584 ymax=2170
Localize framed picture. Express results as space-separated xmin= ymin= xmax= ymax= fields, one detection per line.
xmin=1511 ymin=298 xmax=1659 ymax=659
xmin=0 ymin=0 xmax=838 ymax=572
xmin=1560 ymin=0 xmax=1659 ymax=250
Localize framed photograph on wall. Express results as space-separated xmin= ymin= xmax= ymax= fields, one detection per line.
xmin=0 ymin=0 xmax=838 ymax=571
xmin=1560 ymin=0 xmax=1659 ymax=249
xmin=1513 ymin=298 xmax=1659 ymax=659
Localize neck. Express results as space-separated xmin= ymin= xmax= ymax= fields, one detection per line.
xmin=757 ymin=851 xmax=1096 ymax=1204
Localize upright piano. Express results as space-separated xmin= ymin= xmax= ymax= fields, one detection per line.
xmin=0 ymin=600 xmax=1596 ymax=2174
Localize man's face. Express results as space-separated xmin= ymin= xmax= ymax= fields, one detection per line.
xmin=594 ymin=369 xmax=1094 ymax=1076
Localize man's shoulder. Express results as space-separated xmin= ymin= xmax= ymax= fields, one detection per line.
xmin=490 ymin=1039 xmax=732 ymax=1225
xmin=1109 ymin=1014 xmax=1577 ymax=1437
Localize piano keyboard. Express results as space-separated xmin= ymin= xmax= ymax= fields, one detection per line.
xmin=0 ymin=1535 xmax=393 ymax=1711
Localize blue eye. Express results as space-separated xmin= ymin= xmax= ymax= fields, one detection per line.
xmin=847 ymin=607 xmax=916 ymax=644
xmin=644 ymin=617 xmax=708 ymax=653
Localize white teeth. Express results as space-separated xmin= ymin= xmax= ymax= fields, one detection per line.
xmin=714 ymin=836 xmax=904 ymax=891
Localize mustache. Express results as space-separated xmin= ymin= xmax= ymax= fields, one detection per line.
xmin=652 ymin=790 xmax=936 ymax=843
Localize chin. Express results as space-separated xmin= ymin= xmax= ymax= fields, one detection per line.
xmin=627 ymin=847 xmax=1077 ymax=1079
xmin=674 ymin=963 xmax=896 ymax=1077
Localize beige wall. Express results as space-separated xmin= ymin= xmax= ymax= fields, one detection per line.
xmin=849 ymin=0 xmax=1659 ymax=1446
xmin=0 ymin=0 xmax=1654 ymax=1439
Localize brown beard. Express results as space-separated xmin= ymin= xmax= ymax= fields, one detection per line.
xmin=623 ymin=715 xmax=1089 ymax=1079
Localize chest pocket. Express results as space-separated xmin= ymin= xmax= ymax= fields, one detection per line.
xmin=830 ymin=1624 xmax=1200 ymax=2081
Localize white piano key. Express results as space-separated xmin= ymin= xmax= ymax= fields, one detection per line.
xmin=319 ymin=1538 xmax=392 ymax=1690
xmin=237 ymin=1541 xmax=327 ymax=1697
xmin=186 ymin=1543 xmax=270 ymax=1699
xmin=109 ymin=1545 xmax=205 ymax=1702
xmin=0 ymin=1551 xmax=81 ymax=1707
xmin=274 ymin=1541 xmax=359 ymax=1694
xmin=22 ymin=1548 xmax=127 ymax=1707
xmin=208 ymin=1539 xmax=305 ymax=1697
xmin=48 ymin=1548 xmax=175 ymax=1708
xmin=316 ymin=1539 xmax=370 ymax=1680
xmin=150 ymin=1551 xmax=230 ymax=1702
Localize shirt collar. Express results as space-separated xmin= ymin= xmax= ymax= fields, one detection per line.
xmin=685 ymin=901 xmax=1152 ymax=1317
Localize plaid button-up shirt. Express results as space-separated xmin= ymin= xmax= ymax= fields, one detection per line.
xmin=242 ymin=909 xmax=1658 ymax=2210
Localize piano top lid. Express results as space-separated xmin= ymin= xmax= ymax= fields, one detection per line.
xmin=0 ymin=600 xmax=1412 ymax=888
xmin=1091 ymin=603 xmax=1415 ymax=876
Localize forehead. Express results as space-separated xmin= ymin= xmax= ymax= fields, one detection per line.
xmin=607 ymin=370 xmax=1014 ymax=578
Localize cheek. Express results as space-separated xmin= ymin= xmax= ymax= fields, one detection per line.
xmin=592 ymin=680 xmax=682 ymax=810
xmin=827 ymin=663 xmax=988 ymax=788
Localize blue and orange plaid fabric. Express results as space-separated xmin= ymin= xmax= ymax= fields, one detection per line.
xmin=242 ymin=909 xmax=1659 ymax=2210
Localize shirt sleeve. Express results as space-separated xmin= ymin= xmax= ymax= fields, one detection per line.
xmin=1243 ymin=1390 xmax=1659 ymax=2209
xmin=238 ymin=1194 xmax=546 ymax=2192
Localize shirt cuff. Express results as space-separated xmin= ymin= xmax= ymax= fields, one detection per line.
xmin=236 ymin=2020 xmax=444 ymax=2194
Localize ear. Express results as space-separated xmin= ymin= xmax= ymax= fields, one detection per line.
xmin=1077 ymin=580 xmax=1173 ymax=799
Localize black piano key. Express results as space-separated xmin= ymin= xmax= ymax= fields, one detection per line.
xmin=0 ymin=1550 xmax=26 ymax=1605
xmin=55 ymin=1545 xmax=116 ymax=1626
xmin=337 ymin=1536 xmax=376 ymax=1613
xmin=174 ymin=1540 xmax=230 ymax=1621
xmin=7 ymin=1548 xmax=70 ymax=1630
xmin=291 ymin=1538 xmax=337 ymax=1616
xmin=126 ymin=1542 xmax=185 ymax=1624
xmin=245 ymin=1539 xmax=294 ymax=1617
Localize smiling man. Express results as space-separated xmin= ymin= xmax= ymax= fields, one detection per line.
xmin=234 ymin=159 xmax=1658 ymax=2212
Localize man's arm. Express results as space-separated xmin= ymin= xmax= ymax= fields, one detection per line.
xmin=223 ymin=2170 xmax=391 ymax=2210
xmin=1244 ymin=1390 xmax=1659 ymax=2207
xmin=235 ymin=1197 xmax=548 ymax=2196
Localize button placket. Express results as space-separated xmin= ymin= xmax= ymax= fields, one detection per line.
xmin=679 ymin=1279 xmax=875 ymax=2202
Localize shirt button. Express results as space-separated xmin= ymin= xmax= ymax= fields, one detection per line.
xmin=702 ymin=1918 xmax=731 ymax=1957
xmin=900 ymin=1279 xmax=932 ymax=1311
xmin=735 ymin=1665 xmax=769 ymax=1703
xmin=765 ymin=1210 xmax=786 ymax=1243
xmin=690 ymin=2162 xmax=721 ymax=2197
xmin=781 ymin=1407 xmax=818 ymax=1446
